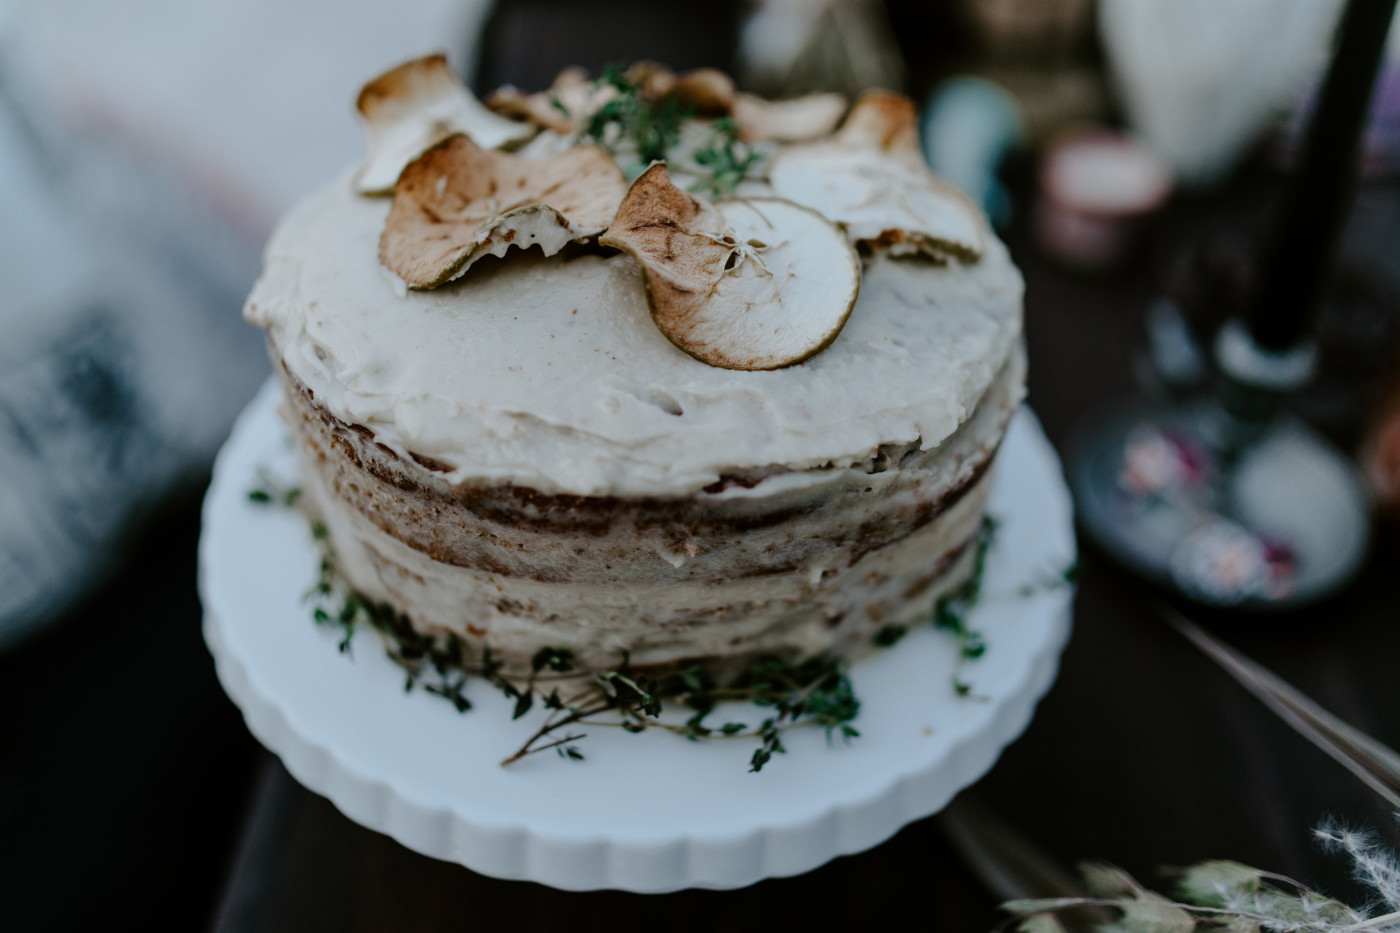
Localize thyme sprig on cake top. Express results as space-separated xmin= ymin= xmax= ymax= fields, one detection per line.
xmin=241 ymin=53 xmax=1030 ymax=769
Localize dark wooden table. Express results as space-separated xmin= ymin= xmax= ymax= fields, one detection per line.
xmin=3 ymin=8 xmax=1399 ymax=932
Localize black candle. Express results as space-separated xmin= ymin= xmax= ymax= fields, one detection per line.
xmin=1248 ymin=0 xmax=1397 ymax=352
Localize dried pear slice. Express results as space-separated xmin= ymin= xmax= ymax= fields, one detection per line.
xmin=662 ymin=68 xmax=736 ymax=114
xmin=771 ymin=149 xmax=985 ymax=261
xmin=380 ymin=134 xmax=627 ymax=288
xmin=355 ymin=53 xmax=535 ymax=195
xmin=830 ymin=90 xmax=924 ymax=165
xmin=601 ymin=163 xmax=860 ymax=371
xmin=621 ymin=63 xmax=737 ymax=114
xmin=768 ymin=90 xmax=985 ymax=262
xmin=623 ymin=61 xmax=676 ymax=98
xmin=485 ymin=66 xmax=609 ymax=134
xmin=732 ymin=92 xmax=847 ymax=142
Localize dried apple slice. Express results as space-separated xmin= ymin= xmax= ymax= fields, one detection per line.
xmin=619 ymin=63 xmax=737 ymax=114
xmin=355 ymin=53 xmax=536 ymax=195
xmin=732 ymin=92 xmax=847 ymax=142
xmin=380 ymin=134 xmax=628 ymax=288
xmin=623 ymin=61 xmax=676 ymax=98
xmin=662 ymin=68 xmax=736 ymax=114
xmin=601 ymin=164 xmax=860 ymax=370
xmin=485 ymin=66 xmax=610 ymax=134
xmin=768 ymin=90 xmax=985 ymax=262
xmin=829 ymin=90 xmax=924 ymax=165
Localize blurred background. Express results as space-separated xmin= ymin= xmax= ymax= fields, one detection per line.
xmin=2 ymin=1 xmax=1399 ymax=930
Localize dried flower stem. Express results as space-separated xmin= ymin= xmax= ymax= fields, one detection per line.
xmin=1002 ymin=824 xmax=1400 ymax=932
xmin=1160 ymin=605 xmax=1400 ymax=810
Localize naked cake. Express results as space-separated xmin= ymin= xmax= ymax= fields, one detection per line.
xmin=243 ymin=56 xmax=1025 ymax=680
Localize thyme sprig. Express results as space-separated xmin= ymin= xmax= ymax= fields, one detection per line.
xmin=689 ymin=117 xmax=763 ymax=198
xmin=1016 ymin=559 xmax=1081 ymax=597
xmin=580 ymin=67 xmax=764 ymax=194
xmin=935 ymin=516 xmax=998 ymax=697
xmin=253 ymin=465 xmax=1074 ymax=770
xmin=870 ymin=517 xmax=1003 ymax=696
xmin=295 ymin=534 xmax=862 ymax=771
xmin=283 ymin=489 xmax=871 ymax=770
xmin=247 ymin=470 xmax=301 ymax=508
xmin=297 ymin=513 xmax=1019 ymax=766
xmin=303 ymin=560 xmax=886 ymax=769
xmin=584 ymin=66 xmax=689 ymax=168
xmin=495 ymin=654 xmax=860 ymax=771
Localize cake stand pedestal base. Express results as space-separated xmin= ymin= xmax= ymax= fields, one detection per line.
xmin=199 ymin=381 xmax=1076 ymax=892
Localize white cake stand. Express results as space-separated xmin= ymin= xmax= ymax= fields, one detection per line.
xmin=199 ymin=380 xmax=1076 ymax=893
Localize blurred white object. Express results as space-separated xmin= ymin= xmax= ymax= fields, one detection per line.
xmin=738 ymin=0 xmax=905 ymax=98
xmin=0 ymin=0 xmax=493 ymax=647
xmin=0 ymin=71 xmax=265 ymax=646
xmin=5 ymin=0 xmax=493 ymax=234
xmin=1099 ymin=0 xmax=1344 ymax=188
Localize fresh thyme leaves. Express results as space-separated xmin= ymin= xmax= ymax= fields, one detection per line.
xmin=934 ymin=516 xmax=999 ymax=697
xmin=1003 ymin=818 xmax=1400 ymax=933
xmin=251 ymin=462 xmax=1070 ymax=771
xmin=512 ymin=647 xmax=578 ymax=718
xmin=247 ymin=470 xmax=300 ymax=508
xmin=308 ymin=578 xmax=490 ymax=708
xmin=690 ymin=117 xmax=763 ymax=198
xmin=584 ymin=66 xmax=689 ymax=167
xmin=922 ymin=515 xmax=1073 ymax=695
xmin=580 ymin=69 xmax=763 ymax=193
xmin=532 ymin=647 xmax=575 ymax=673
xmin=289 ymin=507 xmax=869 ymax=771
xmin=873 ymin=624 xmax=908 ymax=647
xmin=424 ymin=675 xmax=472 ymax=713
xmin=296 ymin=508 xmax=1010 ymax=764
xmin=499 ymin=654 xmax=860 ymax=771
xmin=742 ymin=660 xmax=861 ymax=772
xmin=1016 ymin=557 xmax=1081 ymax=598
xmin=553 ymin=737 xmax=587 ymax=761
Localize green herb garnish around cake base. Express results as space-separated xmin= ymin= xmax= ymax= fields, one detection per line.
xmin=249 ymin=480 xmax=1073 ymax=772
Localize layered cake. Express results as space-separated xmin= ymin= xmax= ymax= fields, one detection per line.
xmin=243 ymin=57 xmax=1025 ymax=679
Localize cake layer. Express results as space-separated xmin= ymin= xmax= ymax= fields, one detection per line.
xmin=300 ymin=433 xmax=993 ymax=675
xmin=283 ymin=347 xmax=1017 ymax=673
xmin=244 ymin=88 xmax=1028 ymax=675
xmin=246 ymin=170 xmax=1024 ymax=497
xmin=278 ymin=347 xmax=1022 ymax=586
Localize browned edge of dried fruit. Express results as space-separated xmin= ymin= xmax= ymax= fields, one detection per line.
xmin=834 ymin=89 xmax=923 ymax=162
xmin=602 ymin=164 xmax=860 ymax=371
xmin=717 ymin=197 xmax=862 ymax=371
xmin=381 ymin=133 xmax=627 ymax=289
xmin=356 ymin=52 xmax=452 ymax=119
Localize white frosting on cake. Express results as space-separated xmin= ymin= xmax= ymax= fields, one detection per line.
xmin=246 ymin=170 xmax=1023 ymax=497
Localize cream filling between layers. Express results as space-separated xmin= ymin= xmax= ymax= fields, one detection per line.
xmin=301 ymin=449 xmax=993 ymax=676
xmin=279 ymin=346 xmax=1023 ymax=584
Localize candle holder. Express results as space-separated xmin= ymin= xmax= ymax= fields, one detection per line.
xmin=1067 ymin=325 xmax=1371 ymax=608
xmin=1065 ymin=0 xmax=1390 ymax=609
